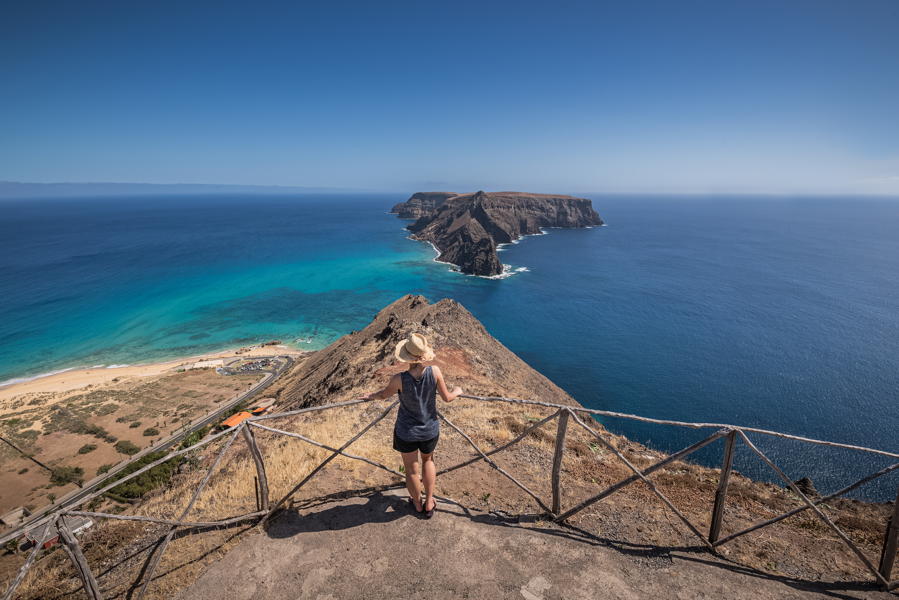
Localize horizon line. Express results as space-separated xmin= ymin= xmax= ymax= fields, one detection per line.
xmin=1 ymin=180 xmax=898 ymax=199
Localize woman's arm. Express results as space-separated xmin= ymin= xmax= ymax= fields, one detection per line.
xmin=361 ymin=373 xmax=402 ymax=401
xmin=431 ymin=365 xmax=462 ymax=402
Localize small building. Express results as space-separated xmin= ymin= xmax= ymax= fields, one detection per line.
xmin=41 ymin=534 xmax=60 ymax=550
xmin=219 ymin=411 xmax=253 ymax=429
xmin=21 ymin=515 xmax=92 ymax=550
xmin=65 ymin=515 xmax=93 ymax=536
xmin=1 ymin=507 xmax=31 ymax=528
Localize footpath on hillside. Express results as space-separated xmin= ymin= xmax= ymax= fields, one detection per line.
xmin=178 ymin=488 xmax=892 ymax=600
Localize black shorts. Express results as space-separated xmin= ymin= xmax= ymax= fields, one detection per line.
xmin=393 ymin=431 xmax=439 ymax=454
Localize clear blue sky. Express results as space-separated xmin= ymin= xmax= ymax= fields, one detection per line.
xmin=2 ymin=0 xmax=898 ymax=194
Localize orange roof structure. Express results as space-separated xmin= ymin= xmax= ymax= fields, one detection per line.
xmin=221 ymin=411 xmax=253 ymax=428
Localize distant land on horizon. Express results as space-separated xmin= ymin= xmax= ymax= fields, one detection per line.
xmin=4 ymin=181 xmax=899 ymax=201
xmin=0 ymin=181 xmax=372 ymax=199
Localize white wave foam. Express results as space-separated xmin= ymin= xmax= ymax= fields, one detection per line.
xmin=408 ymin=235 xmax=530 ymax=279
xmin=472 ymin=264 xmax=530 ymax=280
xmin=0 ymin=367 xmax=78 ymax=388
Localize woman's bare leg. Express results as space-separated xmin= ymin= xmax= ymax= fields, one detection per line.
xmin=401 ymin=451 xmax=422 ymax=510
xmin=420 ymin=452 xmax=436 ymax=511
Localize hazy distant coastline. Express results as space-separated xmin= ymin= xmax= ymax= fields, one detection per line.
xmin=0 ymin=181 xmax=367 ymax=199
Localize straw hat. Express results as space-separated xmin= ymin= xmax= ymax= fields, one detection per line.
xmin=394 ymin=333 xmax=436 ymax=362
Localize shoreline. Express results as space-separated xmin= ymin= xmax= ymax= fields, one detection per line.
xmin=411 ymin=235 xmax=529 ymax=280
xmin=0 ymin=343 xmax=307 ymax=402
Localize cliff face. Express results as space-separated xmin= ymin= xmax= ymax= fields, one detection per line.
xmin=390 ymin=192 xmax=458 ymax=219
xmin=396 ymin=191 xmax=603 ymax=276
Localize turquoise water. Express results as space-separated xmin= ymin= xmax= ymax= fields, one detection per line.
xmin=0 ymin=195 xmax=439 ymax=378
xmin=1 ymin=194 xmax=897 ymax=498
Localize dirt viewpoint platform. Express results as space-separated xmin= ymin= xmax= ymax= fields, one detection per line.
xmin=178 ymin=489 xmax=890 ymax=600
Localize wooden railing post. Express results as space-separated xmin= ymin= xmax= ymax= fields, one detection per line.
xmin=737 ymin=430 xmax=890 ymax=587
xmin=439 ymin=412 xmax=552 ymax=514
xmin=878 ymin=486 xmax=899 ymax=583
xmin=263 ymin=401 xmax=399 ymax=524
xmin=57 ymin=516 xmax=103 ymax=600
xmin=2 ymin=518 xmax=54 ymax=600
xmin=6 ymin=395 xmax=899 ymax=597
xmin=709 ymin=429 xmax=737 ymax=544
xmin=242 ymin=425 xmax=270 ymax=511
xmin=551 ymin=409 xmax=570 ymax=515
xmin=136 ymin=428 xmax=240 ymax=600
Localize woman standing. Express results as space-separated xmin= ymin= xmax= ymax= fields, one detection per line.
xmin=363 ymin=333 xmax=462 ymax=518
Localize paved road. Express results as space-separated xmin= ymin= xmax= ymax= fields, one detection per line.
xmin=0 ymin=354 xmax=294 ymax=544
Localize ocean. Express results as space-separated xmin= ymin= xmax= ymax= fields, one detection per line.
xmin=1 ymin=194 xmax=897 ymax=499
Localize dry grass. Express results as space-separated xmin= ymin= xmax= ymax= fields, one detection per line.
xmin=0 ymin=369 xmax=263 ymax=516
xmin=8 ymin=397 xmax=897 ymax=599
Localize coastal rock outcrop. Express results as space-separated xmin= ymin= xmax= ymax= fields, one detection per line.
xmin=390 ymin=192 xmax=458 ymax=219
xmin=393 ymin=191 xmax=603 ymax=276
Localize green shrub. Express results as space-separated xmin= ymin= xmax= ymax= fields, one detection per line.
xmin=129 ymin=421 xmax=141 ymax=428
xmin=50 ymin=465 xmax=84 ymax=486
xmin=56 ymin=415 xmax=114 ymax=442
xmin=96 ymin=463 xmax=114 ymax=475
xmin=104 ymin=450 xmax=182 ymax=499
xmin=17 ymin=467 xmax=28 ymax=475
xmin=77 ymin=444 xmax=97 ymax=454
xmin=94 ymin=403 xmax=118 ymax=416
xmin=180 ymin=426 xmax=210 ymax=448
xmin=114 ymin=440 xmax=140 ymax=455
xmin=17 ymin=430 xmax=40 ymax=443
xmin=142 ymin=427 xmax=160 ymax=437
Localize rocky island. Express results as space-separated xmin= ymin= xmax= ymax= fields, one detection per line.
xmin=391 ymin=191 xmax=603 ymax=276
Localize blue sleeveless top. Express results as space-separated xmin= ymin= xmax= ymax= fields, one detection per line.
xmin=394 ymin=366 xmax=439 ymax=441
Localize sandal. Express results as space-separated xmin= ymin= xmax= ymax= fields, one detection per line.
xmin=408 ymin=497 xmax=423 ymax=513
xmin=423 ymin=498 xmax=436 ymax=519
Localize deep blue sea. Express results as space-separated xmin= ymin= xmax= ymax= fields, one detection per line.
xmin=1 ymin=194 xmax=897 ymax=499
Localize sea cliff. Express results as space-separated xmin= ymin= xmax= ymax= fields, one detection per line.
xmin=390 ymin=192 xmax=458 ymax=219
xmin=393 ymin=191 xmax=603 ymax=276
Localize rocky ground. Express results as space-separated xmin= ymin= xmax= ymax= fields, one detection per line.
xmin=390 ymin=191 xmax=458 ymax=219
xmin=7 ymin=295 xmax=897 ymax=599
xmin=178 ymin=488 xmax=892 ymax=600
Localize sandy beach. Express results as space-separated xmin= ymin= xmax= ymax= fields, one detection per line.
xmin=0 ymin=344 xmax=306 ymax=404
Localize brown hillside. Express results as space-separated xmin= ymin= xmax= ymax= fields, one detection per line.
xmin=270 ymin=294 xmax=578 ymax=410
